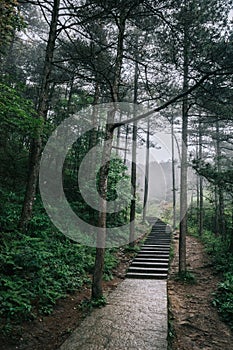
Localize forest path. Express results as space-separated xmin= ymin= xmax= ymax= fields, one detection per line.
xmin=59 ymin=219 xmax=170 ymax=350
xmin=59 ymin=279 xmax=168 ymax=350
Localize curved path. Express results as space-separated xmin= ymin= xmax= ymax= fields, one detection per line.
xmin=59 ymin=219 xmax=171 ymax=350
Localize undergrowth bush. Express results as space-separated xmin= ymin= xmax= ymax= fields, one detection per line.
xmin=213 ymin=273 xmax=233 ymax=330
xmin=0 ymin=199 xmax=120 ymax=335
xmin=0 ymin=230 xmax=93 ymax=321
xmin=199 ymin=230 xmax=233 ymax=330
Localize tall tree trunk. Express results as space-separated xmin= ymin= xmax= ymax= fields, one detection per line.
xmin=111 ymin=13 xmax=126 ymax=102
xmin=115 ymin=112 xmax=122 ymax=156
xmin=19 ymin=0 xmax=60 ymax=229
xmin=216 ymin=119 xmax=226 ymax=239
xmin=129 ymin=36 xmax=139 ymax=246
xmin=92 ymin=121 xmax=114 ymax=299
xmin=129 ymin=119 xmax=137 ymax=245
xmin=179 ymin=15 xmax=189 ymax=274
xmin=143 ymin=119 xmax=150 ymax=223
xmin=124 ymin=125 xmax=129 ymax=165
xmin=198 ymin=119 xmax=204 ymax=236
xmin=214 ymin=185 xmax=220 ymax=235
xmin=91 ymin=14 xmax=126 ymax=300
xmin=67 ymin=74 xmax=75 ymax=115
xmin=88 ymin=82 xmax=100 ymax=222
xmin=89 ymin=81 xmax=100 ymax=172
xmin=196 ymin=168 xmax=200 ymax=225
xmin=229 ymin=199 xmax=233 ymax=253
xmin=171 ymin=115 xmax=176 ymax=230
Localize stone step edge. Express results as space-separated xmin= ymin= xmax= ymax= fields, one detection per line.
xmin=126 ymin=273 xmax=167 ymax=279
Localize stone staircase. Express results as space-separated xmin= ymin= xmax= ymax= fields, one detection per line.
xmin=126 ymin=219 xmax=171 ymax=279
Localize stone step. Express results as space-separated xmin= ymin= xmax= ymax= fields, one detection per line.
xmin=151 ymin=227 xmax=168 ymax=229
xmin=130 ymin=262 xmax=168 ymax=268
xmin=145 ymin=242 xmax=170 ymax=245
xmin=138 ymin=250 xmax=170 ymax=255
xmin=145 ymin=238 xmax=171 ymax=241
xmin=126 ymin=272 xmax=167 ymax=279
xmin=151 ymin=229 xmax=167 ymax=231
xmin=145 ymin=241 xmax=170 ymax=244
xmin=137 ymin=254 xmax=170 ymax=259
xmin=148 ymin=232 xmax=170 ymax=235
xmin=141 ymin=244 xmax=170 ymax=250
xmin=152 ymin=224 xmax=167 ymax=227
xmin=145 ymin=239 xmax=170 ymax=242
xmin=149 ymin=234 xmax=170 ymax=238
xmin=128 ymin=266 xmax=168 ymax=273
xmin=143 ymin=244 xmax=170 ymax=249
xmin=146 ymin=235 xmax=171 ymax=237
xmin=146 ymin=235 xmax=171 ymax=241
xmin=150 ymin=232 xmax=167 ymax=235
xmin=146 ymin=235 xmax=170 ymax=238
xmin=147 ymin=234 xmax=171 ymax=237
xmin=140 ymin=247 xmax=170 ymax=253
xmin=134 ymin=257 xmax=169 ymax=263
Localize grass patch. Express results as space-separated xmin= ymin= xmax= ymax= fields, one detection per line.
xmin=79 ymin=295 xmax=107 ymax=316
xmin=174 ymin=270 xmax=197 ymax=285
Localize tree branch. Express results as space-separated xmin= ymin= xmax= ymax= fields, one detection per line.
xmin=111 ymin=69 xmax=233 ymax=131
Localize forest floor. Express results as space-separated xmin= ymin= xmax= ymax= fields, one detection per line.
xmin=1 ymin=247 xmax=135 ymax=350
xmin=2 ymin=233 xmax=233 ymax=350
xmin=168 ymin=233 xmax=233 ymax=350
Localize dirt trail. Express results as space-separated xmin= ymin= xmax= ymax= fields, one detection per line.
xmin=168 ymin=234 xmax=233 ymax=350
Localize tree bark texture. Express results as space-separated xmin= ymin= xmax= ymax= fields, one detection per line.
xmin=92 ymin=120 xmax=114 ymax=299
xmin=143 ymin=119 xmax=150 ymax=223
xmin=198 ymin=120 xmax=204 ymax=236
xmin=171 ymin=116 xmax=177 ymax=230
xmin=179 ymin=15 xmax=189 ymax=274
xmin=19 ymin=0 xmax=60 ymax=229
xmin=92 ymin=10 xmax=126 ymax=298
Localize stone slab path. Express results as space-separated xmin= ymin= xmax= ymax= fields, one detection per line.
xmin=59 ymin=279 xmax=168 ymax=350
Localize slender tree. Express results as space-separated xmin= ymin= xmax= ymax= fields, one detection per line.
xmin=143 ymin=118 xmax=150 ymax=222
xmin=19 ymin=0 xmax=60 ymax=229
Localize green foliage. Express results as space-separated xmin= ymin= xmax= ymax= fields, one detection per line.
xmin=124 ymin=244 xmax=141 ymax=253
xmin=0 ymin=199 xmax=119 ymax=334
xmin=190 ymin=227 xmax=233 ymax=330
xmin=213 ymin=273 xmax=233 ymax=329
xmin=0 ymin=0 xmax=25 ymax=55
xmin=161 ymin=202 xmax=173 ymax=224
xmin=64 ymin=148 xmax=131 ymax=232
xmin=0 ymin=230 xmax=91 ymax=323
xmin=0 ymin=189 xmax=23 ymax=231
xmin=174 ymin=270 xmax=197 ymax=285
xmin=103 ymin=250 xmax=118 ymax=281
xmin=79 ymin=295 xmax=107 ymax=315
xmin=192 ymin=157 xmax=233 ymax=193
xmin=91 ymin=296 xmax=107 ymax=308
xmin=0 ymin=82 xmax=39 ymax=135
xmin=0 ymin=83 xmax=40 ymax=190
xmin=188 ymin=199 xmax=233 ymax=239
xmin=201 ymin=230 xmax=233 ymax=272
